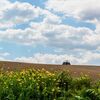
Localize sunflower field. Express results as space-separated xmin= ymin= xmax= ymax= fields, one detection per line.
xmin=0 ymin=68 xmax=100 ymax=100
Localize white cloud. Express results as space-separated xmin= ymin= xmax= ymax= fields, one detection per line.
xmin=80 ymin=51 xmax=100 ymax=64
xmin=0 ymin=0 xmax=10 ymax=11
xmin=0 ymin=0 xmax=97 ymax=49
xmin=2 ymin=2 xmax=41 ymax=23
xmin=83 ymin=33 xmax=100 ymax=46
xmin=0 ymin=0 xmax=100 ymax=65
xmin=0 ymin=0 xmax=61 ymax=29
xmin=94 ymin=20 xmax=100 ymax=33
xmin=0 ymin=28 xmax=46 ymax=45
xmin=83 ymin=20 xmax=100 ymax=46
xmin=15 ymin=51 xmax=100 ymax=65
xmin=0 ymin=1 xmax=43 ymax=28
xmin=46 ymin=0 xmax=100 ymax=21
xmin=15 ymin=53 xmax=77 ymax=64
xmin=42 ymin=10 xmax=61 ymax=24
xmin=30 ymin=21 xmax=94 ymax=50
xmin=0 ymin=0 xmax=61 ymax=45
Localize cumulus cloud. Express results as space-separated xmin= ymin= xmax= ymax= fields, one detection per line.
xmin=0 ymin=0 xmax=61 ymax=45
xmin=15 ymin=51 xmax=100 ymax=65
xmin=30 ymin=21 xmax=95 ymax=50
xmin=0 ymin=28 xmax=46 ymax=45
xmin=0 ymin=0 xmax=61 ymax=29
xmin=0 ymin=0 xmax=100 ymax=65
xmin=35 ymin=0 xmax=100 ymax=52
xmin=0 ymin=0 xmax=10 ymax=11
xmin=2 ymin=2 xmax=41 ymax=23
xmin=15 ymin=53 xmax=77 ymax=64
xmin=83 ymin=33 xmax=100 ymax=46
xmin=0 ymin=0 xmax=97 ymax=49
xmin=46 ymin=0 xmax=100 ymax=21
xmin=0 ymin=1 xmax=43 ymax=28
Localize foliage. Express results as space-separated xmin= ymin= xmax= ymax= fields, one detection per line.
xmin=0 ymin=68 xmax=100 ymax=100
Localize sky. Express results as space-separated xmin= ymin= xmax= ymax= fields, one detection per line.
xmin=0 ymin=0 xmax=100 ymax=65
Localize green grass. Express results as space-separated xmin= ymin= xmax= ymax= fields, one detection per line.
xmin=0 ymin=68 xmax=100 ymax=100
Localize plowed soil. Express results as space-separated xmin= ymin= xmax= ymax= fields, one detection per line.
xmin=0 ymin=61 xmax=100 ymax=80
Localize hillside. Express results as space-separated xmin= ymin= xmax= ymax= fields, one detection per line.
xmin=0 ymin=61 xmax=100 ymax=79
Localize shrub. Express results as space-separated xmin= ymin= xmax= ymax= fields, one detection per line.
xmin=0 ymin=68 xmax=100 ymax=100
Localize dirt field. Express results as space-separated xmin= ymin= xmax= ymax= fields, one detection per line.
xmin=0 ymin=61 xmax=100 ymax=80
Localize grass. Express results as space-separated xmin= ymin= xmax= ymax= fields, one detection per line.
xmin=0 ymin=68 xmax=100 ymax=100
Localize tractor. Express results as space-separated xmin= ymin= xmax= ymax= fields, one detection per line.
xmin=62 ymin=60 xmax=71 ymax=65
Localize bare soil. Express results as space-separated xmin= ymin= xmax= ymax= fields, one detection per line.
xmin=0 ymin=61 xmax=100 ymax=80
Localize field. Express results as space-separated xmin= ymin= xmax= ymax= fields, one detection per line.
xmin=0 ymin=61 xmax=100 ymax=80
xmin=0 ymin=61 xmax=100 ymax=99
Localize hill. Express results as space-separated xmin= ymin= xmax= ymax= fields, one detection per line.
xmin=0 ymin=61 xmax=100 ymax=79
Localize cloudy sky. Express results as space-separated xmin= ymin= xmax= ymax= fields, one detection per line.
xmin=0 ymin=0 xmax=100 ymax=65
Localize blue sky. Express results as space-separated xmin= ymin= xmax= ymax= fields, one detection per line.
xmin=0 ymin=0 xmax=100 ymax=65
